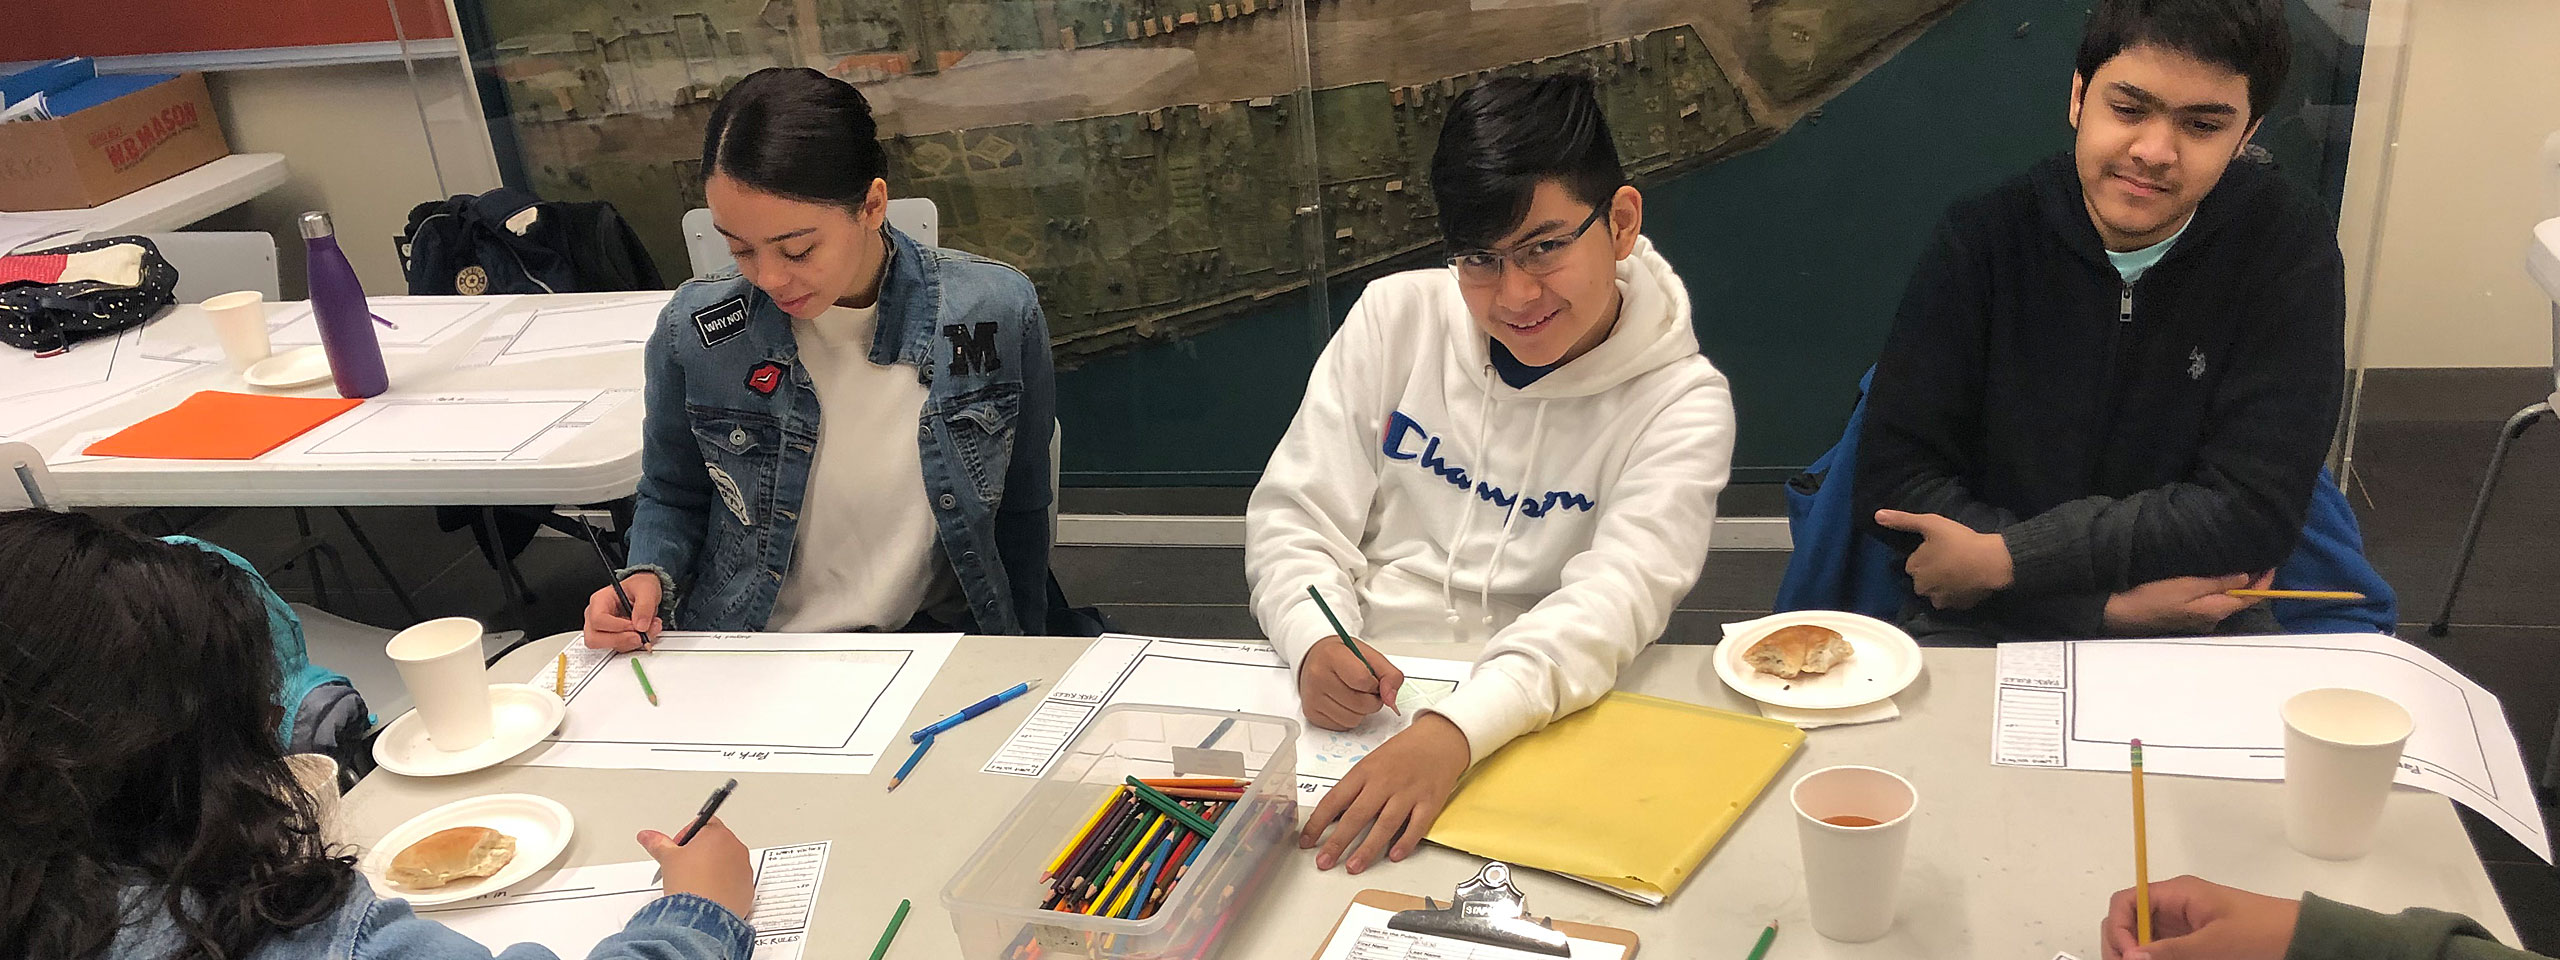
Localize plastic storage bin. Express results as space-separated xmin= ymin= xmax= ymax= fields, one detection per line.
xmin=943 ymin=705 xmax=1298 ymax=959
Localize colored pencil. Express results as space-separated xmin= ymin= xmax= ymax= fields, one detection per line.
xmin=1043 ymin=788 xmax=1127 ymax=879
xmin=1056 ymin=797 xmax=1143 ymax=894
xmin=2132 ymin=739 xmax=2152 ymax=945
xmin=1743 ymin=921 xmax=1779 ymax=960
xmin=582 ymin=521 xmax=633 ymax=616
xmin=1305 ymin=585 xmax=1382 ymax=673
xmin=1124 ymin=777 xmax=1219 ymax=837
xmin=1155 ymin=786 xmax=1246 ymax=801
xmin=1171 ymin=802 xmax=1230 ymax=880
xmin=910 ymin=679 xmax=1041 ymax=742
xmin=630 ymin=658 xmax=658 ymax=706
xmin=1138 ymin=778 xmax=1248 ymax=789
xmin=1087 ymin=816 xmax=1169 ymax=915
xmin=1053 ymin=804 xmax=1132 ymax=896
xmin=555 ymin=652 xmax=567 ymax=697
xmin=1081 ymin=809 xmax=1160 ymax=897
xmin=2224 ymin=588 xmax=2367 ymax=601
xmin=1120 ymin=831 xmax=1181 ymax=918
xmin=888 ymin=736 xmax=934 ymax=791
xmin=867 ymin=898 xmax=911 ymax=960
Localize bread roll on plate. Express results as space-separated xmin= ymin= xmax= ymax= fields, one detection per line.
xmin=1743 ymin=625 xmax=1854 ymax=680
xmin=387 ymin=826 xmax=517 ymax=890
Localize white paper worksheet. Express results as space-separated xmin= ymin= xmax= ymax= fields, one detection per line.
xmin=259 ymin=389 xmax=634 ymax=464
xmin=268 ymin=296 xmax=516 ymax=350
xmin=0 ymin=324 xmax=205 ymax=440
xmin=419 ymin=842 xmax=830 ymax=960
xmin=982 ymin=635 xmax=1471 ymax=804
xmin=463 ymin=294 xmax=670 ymax=367
xmin=521 ymin=632 xmax=958 ymax=775
xmin=1990 ymin=633 xmax=2550 ymax=860
xmin=1314 ymin=903 xmax=1627 ymax=960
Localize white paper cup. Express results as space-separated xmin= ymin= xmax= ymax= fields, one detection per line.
xmin=386 ymin=617 xmax=493 ymax=751
xmin=283 ymin=753 xmax=346 ymax=844
xmin=1792 ymin=765 xmax=1918 ymax=942
xmin=2283 ymin=688 xmax=2413 ymax=860
xmin=201 ymin=290 xmax=272 ymax=368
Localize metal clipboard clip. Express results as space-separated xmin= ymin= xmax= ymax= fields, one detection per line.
xmin=1385 ymin=862 xmax=1573 ymax=957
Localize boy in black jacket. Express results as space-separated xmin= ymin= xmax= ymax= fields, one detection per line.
xmin=1854 ymin=0 xmax=2344 ymax=643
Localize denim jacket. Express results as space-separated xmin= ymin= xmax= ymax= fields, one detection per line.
xmin=626 ymin=225 xmax=1055 ymax=634
xmin=108 ymin=882 xmax=752 ymax=960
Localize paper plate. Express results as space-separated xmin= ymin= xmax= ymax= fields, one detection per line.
xmin=373 ymin=684 xmax=564 ymax=777
xmin=244 ymin=345 xmax=333 ymax=389
xmin=1714 ymin=611 xmax=1923 ymax=710
xmin=359 ymin=793 xmax=574 ymax=906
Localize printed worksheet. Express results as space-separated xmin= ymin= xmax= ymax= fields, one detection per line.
xmin=0 ymin=324 xmax=206 ymax=440
xmin=268 ymin=296 xmax=515 ymax=349
xmin=983 ymin=635 xmax=1472 ymax=804
xmin=421 ymin=842 xmax=830 ymax=960
xmin=258 ymin=389 xmax=633 ymax=464
xmin=1990 ymin=633 xmax=2549 ymax=860
xmin=522 ymin=632 xmax=959 ymax=775
xmin=463 ymin=294 xmax=670 ymax=366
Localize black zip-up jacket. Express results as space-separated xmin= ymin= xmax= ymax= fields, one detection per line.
xmin=1854 ymin=152 xmax=2345 ymax=637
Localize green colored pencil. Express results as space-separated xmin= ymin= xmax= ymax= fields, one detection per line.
xmin=1124 ymin=777 xmax=1220 ymax=837
xmin=866 ymin=898 xmax=911 ymax=960
xmin=630 ymin=657 xmax=659 ymax=706
xmin=1303 ymin=585 xmax=1380 ymax=679
xmin=1743 ymin=921 xmax=1778 ymax=960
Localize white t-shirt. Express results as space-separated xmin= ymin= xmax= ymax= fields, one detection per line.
xmin=767 ymin=303 xmax=950 ymax=632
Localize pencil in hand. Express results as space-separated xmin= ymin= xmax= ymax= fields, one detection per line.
xmin=2131 ymin=739 xmax=2152 ymax=945
xmin=1304 ymin=584 xmax=1398 ymax=715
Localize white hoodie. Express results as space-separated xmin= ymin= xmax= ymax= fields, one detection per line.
xmin=1246 ymin=237 xmax=1736 ymax=765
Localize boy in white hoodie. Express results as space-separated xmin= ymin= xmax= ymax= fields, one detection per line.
xmin=1247 ymin=74 xmax=1737 ymax=874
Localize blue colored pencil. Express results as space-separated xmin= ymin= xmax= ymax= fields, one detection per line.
xmin=1124 ymin=831 xmax=1182 ymax=918
xmin=888 ymin=735 xmax=933 ymax=791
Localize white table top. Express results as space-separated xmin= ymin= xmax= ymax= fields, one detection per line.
xmin=341 ymin=634 xmax=2518 ymax=959
xmin=2 ymin=153 xmax=289 ymax=252
xmin=16 ymin=292 xmax=648 ymax=507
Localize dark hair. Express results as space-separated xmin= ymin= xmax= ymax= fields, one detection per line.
xmin=1430 ymin=74 xmax=1625 ymax=251
xmin=701 ymin=66 xmax=888 ymax=209
xmin=0 ymin=511 xmax=352 ymax=960
xmin=2075 ymin=0 xmax=2292 ymax=121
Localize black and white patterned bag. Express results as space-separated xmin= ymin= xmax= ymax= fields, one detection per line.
xmin=0 ymin=235 xmax=180 ymax=354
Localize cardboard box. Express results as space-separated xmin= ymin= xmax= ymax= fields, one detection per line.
xmin=0 ymin=72 xmax=230 ymax=212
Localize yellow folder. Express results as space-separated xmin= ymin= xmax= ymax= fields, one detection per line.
xmin=1425 ymin=691 xmax=1806 ymax=903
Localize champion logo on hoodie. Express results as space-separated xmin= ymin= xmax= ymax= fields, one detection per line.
xmin=1382 ymin=410 xmax=1596 ymax=517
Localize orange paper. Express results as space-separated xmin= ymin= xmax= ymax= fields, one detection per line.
xmin=85 ymin=391 xmax=364 ymax=460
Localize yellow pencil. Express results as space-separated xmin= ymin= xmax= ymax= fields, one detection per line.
xmin=1086 ymin=816 xmax=1167 ymax=916
xmin=1043 ymin=788 xmax=1126 ymax=880
xmin=2224 ymin=589 xmax=2367 ymax=601
xmin=2132 ymin=739 xmax=2152 ymax=945
xmin=555 ymin=653 xmax=568 ymax=697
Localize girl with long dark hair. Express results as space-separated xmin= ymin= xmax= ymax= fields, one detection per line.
xmin=0 ymin=509 xmax=754 ymax=959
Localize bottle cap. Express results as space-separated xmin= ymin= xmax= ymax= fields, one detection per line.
xmin=297 ymin=211 xmax=335 ymax=240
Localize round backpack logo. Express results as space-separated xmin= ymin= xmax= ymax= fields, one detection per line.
xmin=455 ymin=264 xmax=489 ymax=295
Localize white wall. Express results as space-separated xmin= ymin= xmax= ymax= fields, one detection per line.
xmin=196 ymin=57 xmax=501 ymax=298
xmin=2346 ymin=0 xmax=2559 ymax=370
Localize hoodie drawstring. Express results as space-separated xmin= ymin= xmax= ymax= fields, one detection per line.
xmin=1440 ymin=369 xmax=1502 ymax=627
xmin=1477 ymin=399 xmax=1550 ymax=626
xmin=1442 ymin=365 xmax=1552 ymax=632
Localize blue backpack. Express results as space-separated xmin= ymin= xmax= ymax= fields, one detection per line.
xmin=1774 ymin=367 xmax=2395 ymax=634
xmin=164 ymin=536 xmax=376 ymax=781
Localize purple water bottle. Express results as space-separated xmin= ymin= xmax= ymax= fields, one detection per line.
xmin=299 ymin=211 xmax=387 ymax=398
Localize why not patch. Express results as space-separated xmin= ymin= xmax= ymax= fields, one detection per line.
xmin=692 ymin=297 xmax=751 ymax=348
xmin=744 ymin=361 xmax=785 ymax=395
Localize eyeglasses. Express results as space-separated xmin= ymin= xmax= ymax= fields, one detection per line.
xmin=1445 ymin=202 xmax=1610 ymax=286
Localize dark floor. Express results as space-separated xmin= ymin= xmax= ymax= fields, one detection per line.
xmin=113 ymin=368 xmax=2560 ymax=949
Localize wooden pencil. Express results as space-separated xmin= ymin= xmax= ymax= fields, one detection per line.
xmin=1137 ymin=777 xmax=1248 ymax=789
xmin=1042 ymin=788 xmax=1126 ymax=880
xmin=1077 ymin=808 xmax=1160 ymax=899
xmin=2224 ymin=588 xmax=2367 ymax=600
xmin=1055 ymin=795 xmax=1142 ymax=893
xmin=1154 ymin=786 xmax=1246 ymax=801
xmin=2132 ymin=739 xmax=2152 ymax=945
xmin=1086 ymin=816 xmax=1169 ymax=915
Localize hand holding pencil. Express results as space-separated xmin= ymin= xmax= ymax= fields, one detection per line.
xmin=1297 ymin=635 xmax=1405 ymax=731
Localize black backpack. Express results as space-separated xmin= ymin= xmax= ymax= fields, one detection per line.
xmin=0 ymin=235 xmax=179 ymax=354
xmin=396 ymin=188 xmax=664 ymax=296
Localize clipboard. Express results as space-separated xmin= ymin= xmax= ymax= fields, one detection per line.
xmin=1313 ymin=883 xmax=1641 ymax=959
